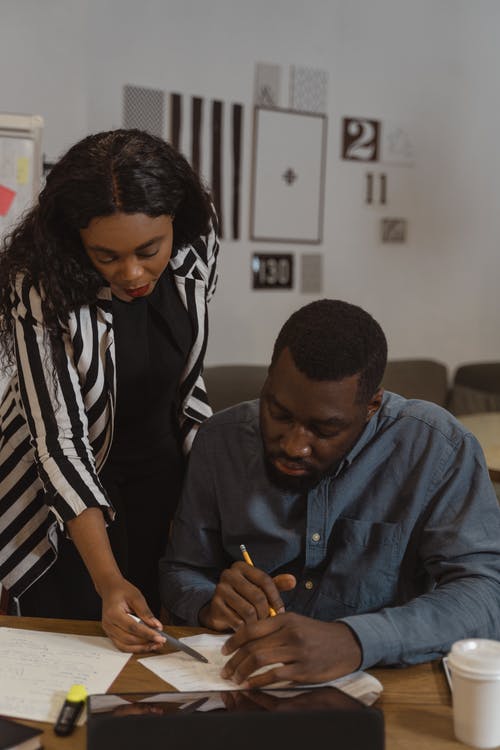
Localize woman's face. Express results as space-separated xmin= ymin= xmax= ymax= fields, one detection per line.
xmin=80 ymin=212 xmax=174 ymax=301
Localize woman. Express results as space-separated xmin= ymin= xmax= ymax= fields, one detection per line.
xmin=0 ymin=129 xmax=219 ymax=651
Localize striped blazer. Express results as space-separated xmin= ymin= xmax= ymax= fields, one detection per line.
xmin=0 ymin=226 xmax=219 ymax=614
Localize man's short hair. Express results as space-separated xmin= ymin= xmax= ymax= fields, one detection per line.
xmin=271 ymin=299 xmax=388 ymax=403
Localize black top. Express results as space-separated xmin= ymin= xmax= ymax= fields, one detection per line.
xmin=106 ymin=267 xmax=192 ymax=471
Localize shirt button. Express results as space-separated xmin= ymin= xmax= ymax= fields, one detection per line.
xmin=305 ymin=580 xmax=314 ymax=590
xmin=311 ymin=532 xmax=321 ymax=542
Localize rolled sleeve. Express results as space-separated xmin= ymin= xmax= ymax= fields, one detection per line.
xmin=341 ymin=433 xmax=500 ymax=668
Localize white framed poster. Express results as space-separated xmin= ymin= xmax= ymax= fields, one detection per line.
xmin=250 ymin=107 xmax=327 ymax=244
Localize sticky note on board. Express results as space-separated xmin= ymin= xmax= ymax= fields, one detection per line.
xmin=0 ymin=184 xmax=16 ymax=216
xmin=17 ymin=157 xmax=30 ymax=185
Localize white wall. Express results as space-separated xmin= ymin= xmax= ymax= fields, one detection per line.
xmin=0 ymin=0 xmax=88 ymax=157
xmin=1 ymin=0 xmax=499 ymax=376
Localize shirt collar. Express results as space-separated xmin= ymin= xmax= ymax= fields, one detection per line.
xmin=332 ymin=400 xmax=383 ymax=476
xmin=97 ymin=285 xmax=112 ymax=301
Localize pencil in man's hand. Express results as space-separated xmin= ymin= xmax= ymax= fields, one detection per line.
xmin=239 ymin=543 xmax=277 ymax=617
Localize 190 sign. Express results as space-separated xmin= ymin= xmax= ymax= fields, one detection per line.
xmin=252 ymin=253 xmax=294 ymax=290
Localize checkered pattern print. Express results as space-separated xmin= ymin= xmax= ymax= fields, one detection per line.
xmin=290 ymin=66 xmax=328 ymax=114
xmin=123 ymin=85 xmax=165 ymax=136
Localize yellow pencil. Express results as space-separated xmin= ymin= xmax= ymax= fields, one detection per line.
xmin=239 ymin=543 xmax=277 ymax=617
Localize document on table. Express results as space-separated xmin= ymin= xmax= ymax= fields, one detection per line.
xmin=138 ymin=633 xmax=383 ymax=705
xmin=0 ymin=627 xmax=131 ymax=723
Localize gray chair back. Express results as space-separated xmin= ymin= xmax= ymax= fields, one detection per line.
xmin=448 ymin=362 xmax=500 ymax=415
xmin=205 ymin=359 xmax=452 ymax=413
xmin=203 ymin=364 xmax=268 ymax=413
xmin=381 ymin=359 xmax=449 ymax=407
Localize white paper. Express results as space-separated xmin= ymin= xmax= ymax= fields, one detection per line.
xmin=138 ymin=633 xmax=383 ymax=705
xmin=0 ymin=627 xmax=131 ymax=723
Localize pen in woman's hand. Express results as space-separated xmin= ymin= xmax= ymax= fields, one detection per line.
xmin=128 ymin=614 xmax=209 ymax=663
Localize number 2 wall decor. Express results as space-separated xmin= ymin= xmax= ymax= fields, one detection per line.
xmin=341 ymin=117 xmax=381 ymax=162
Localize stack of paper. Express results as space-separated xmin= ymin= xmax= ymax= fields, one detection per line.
xmin=0 ymin=628 xmax=131 ymax=723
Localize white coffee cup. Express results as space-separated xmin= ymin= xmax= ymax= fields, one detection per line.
xmin=447 ymin=638 xmax=500 ymax=749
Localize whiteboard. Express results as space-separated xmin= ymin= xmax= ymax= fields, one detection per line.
xmin=0 ymin=113 xmax=43 ymax=244
xmin=0 ymin=114 xmax=43 ymax=398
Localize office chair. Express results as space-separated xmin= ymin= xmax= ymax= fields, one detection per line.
xmin=448 ymin=362 xmax=500 ymax=415
xmin=381 ymin=359 xmax=449 ymax=407
xmin=203 ymin=364 xmax=268 ymax=413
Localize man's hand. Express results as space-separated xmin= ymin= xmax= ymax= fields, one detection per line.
xmin=100 ymin=576 xmax=166 ymax=653
xmin=219 ymin=613 xmax=362 ymax=687
xmin=198 ymin=562 xmax=296 ymax=631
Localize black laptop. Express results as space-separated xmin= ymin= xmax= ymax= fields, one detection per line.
xmin=87 ymin=686 xmax=384 ymax=750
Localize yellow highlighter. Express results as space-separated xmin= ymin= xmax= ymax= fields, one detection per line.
xmin=54 ymin=684 xmax=87 ymax=736
xmin=239 ymin=543 xmax=277 ymax=617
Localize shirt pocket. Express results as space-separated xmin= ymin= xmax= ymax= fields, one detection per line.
xmin=314 ymin=517 xmax=402 ymax=615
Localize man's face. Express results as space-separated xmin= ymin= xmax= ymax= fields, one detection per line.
xmin=259 ymin=348 xmax=382 ymax=492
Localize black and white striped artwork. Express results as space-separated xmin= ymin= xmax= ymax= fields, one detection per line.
xmin=122 ymin=86 xmax=243 ymax=240
xmin=168 ymin=93 xmax=244 ymax=241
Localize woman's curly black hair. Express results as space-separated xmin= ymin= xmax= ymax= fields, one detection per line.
xmin=0 ymin=128 xmax=215 ymax=367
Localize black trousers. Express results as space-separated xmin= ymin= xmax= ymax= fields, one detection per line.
xmin=18 ymin=458 xmax=184 ymax=620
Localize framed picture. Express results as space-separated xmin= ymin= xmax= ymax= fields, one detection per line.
xmin=251 ymin=252 xmax=294 ymax=290
xmin=381 ymin=218 xmax=407 ymax=243
xmin=250 ymin=107 xmax=327 ymax=244
xmin=341 ymin=117 xmax=380 ymax=162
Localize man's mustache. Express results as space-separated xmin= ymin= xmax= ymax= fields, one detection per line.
xmin=268 ymin=453 xmax=315 ymax=472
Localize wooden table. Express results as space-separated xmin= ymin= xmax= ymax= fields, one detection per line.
xmin=458 ymin=411 xmax=500 ymax=482
xmin=0 ymin=616 xmax=467 ymax=750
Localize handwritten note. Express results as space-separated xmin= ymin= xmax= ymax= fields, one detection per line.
xmin=0 ymin=628 xmax=131 ymax=722
xmin=140 ymin=634 xmax=242 ymax=691
xmin=138 ymin=633 xmax=383 ymax=705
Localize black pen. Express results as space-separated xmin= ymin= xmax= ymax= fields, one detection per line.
xmin=54 ymin=684 xmax=87 ymax=736
xmin=128 ymin=614 xmax=209 ymax=663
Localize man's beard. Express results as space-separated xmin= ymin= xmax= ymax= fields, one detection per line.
xmin=263 ymin=452 xmax=335 ymax=493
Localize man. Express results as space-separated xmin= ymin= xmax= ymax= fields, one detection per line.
xmin=160 ymin=299 xmax=500 ymax=687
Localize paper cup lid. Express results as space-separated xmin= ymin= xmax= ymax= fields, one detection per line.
xmin=448 ymin=639 xmax=500 ymax=676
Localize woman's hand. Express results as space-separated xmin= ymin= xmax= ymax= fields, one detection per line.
xmin=99 ymin=575 xmax=166 ymax=653
xmin=66 ymin=508 xmax=164 ymax=652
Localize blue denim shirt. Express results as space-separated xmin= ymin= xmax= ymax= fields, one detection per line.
xmin=160 ymin=393 xmax=500 ymax=669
